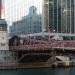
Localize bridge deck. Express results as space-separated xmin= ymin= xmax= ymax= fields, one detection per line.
xmin=9 ymin=40 xmax=75 ymax=51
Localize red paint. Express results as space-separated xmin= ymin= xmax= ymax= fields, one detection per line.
xmin=0 ymin=0 xmax=2 ymax=19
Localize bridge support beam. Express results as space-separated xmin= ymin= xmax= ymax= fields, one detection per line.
xmin=16 ymin=49 xmax=56 ymax=68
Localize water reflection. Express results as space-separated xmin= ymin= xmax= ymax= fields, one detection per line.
xmin=0 ymin=68 xmax=75 ymax=75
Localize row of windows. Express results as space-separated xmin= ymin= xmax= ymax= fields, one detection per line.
xmin=1 ymin=43 xmax=6 ymax=46
xmin=4 ymin=56 xmax=16 ymax=61
xmin=0 ymin=51 xmax=17 ymax=60
xmin=0 ymin=51 xmax=17 ymax=61
xmin=11 ymin=22 xmax=41 ymax=28
xmin=49 ymin=0 xmax=74 ymax=33
xmin=10 ymin=27 xmax=42 ymax=35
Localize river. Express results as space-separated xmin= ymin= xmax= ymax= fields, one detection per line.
xmin=0 ymin=67 xmax=75 ymax=75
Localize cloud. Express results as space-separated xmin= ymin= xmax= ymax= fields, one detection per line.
xmin=4 ymin=0 xmax=42 ymax=25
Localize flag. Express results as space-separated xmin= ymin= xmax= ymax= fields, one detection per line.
xmin=0 ymin=0 xmax=4 ymax=19
xmin=0 ymin=0 xmax=2 ymax=18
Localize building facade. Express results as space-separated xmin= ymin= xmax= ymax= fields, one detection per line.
xmin=0 ymin=19 xmax=9 ymax=50
xmin=9 ymin=6 xmax=42 ymax=36
xmin=42 ymin=0 xmax=49 ymax=31
xmin=43 ymin=0 xmax=75 ymax=33
xmin=0 ymin=19 xmax=18 ymax=63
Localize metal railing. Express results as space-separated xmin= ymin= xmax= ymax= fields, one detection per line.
xmin=9 ymin=40 xmax=75 ymax=50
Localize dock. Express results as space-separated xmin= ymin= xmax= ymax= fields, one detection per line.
xmin=0 ymin=61 xmax=75 ymax=69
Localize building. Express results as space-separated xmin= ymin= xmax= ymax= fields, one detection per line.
xmin=9 ymin=6 xmax=42 ymax=36
xmin=0 ymin=19 xmax=9 ymax=50
xmin=43 ymin=0 xmax=75 ymax=34
xmin=42 ymin=0 xmax=49 ymax=32
xmin=0 ymin=19 xmax=18 ymax=63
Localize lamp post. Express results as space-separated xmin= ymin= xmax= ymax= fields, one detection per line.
xmin=53 ymin=30 xmax=55 ymax=33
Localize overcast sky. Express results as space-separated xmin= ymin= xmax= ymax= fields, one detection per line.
xmin=3 ymin=0 xmax=42 ymax=25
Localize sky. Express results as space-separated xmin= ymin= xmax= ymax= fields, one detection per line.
xmin=3 ymin=0 xmax=42 ymax=25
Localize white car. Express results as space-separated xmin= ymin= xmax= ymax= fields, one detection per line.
xmin=51 ymin=35 xmax=63 ymax=40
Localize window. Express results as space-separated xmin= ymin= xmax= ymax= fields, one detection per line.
xmin=1 ymin=51 xmax=2 ymax=55
xmin=4 ymin=57 xmax=6 ymax=60
xmin=15 ymin=57 xmax=16 ymax=60
xmin=0 ymin=27 xmax=2 ymax=31
xmin=2 ymin=37 xmax=4 ymax=40
xmin=1 ymin=43 xmax=5 ymax=46
xmin=5 ymin=52 xmax=6 ymax=55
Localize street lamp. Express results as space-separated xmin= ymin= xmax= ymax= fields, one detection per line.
xmin=53 ymin=30 xmax=55 ymax=33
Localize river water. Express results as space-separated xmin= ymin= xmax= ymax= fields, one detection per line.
xmin=0 ymin=67 xmax=75 ymax=75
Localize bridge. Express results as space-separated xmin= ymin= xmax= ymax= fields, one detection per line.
xmin=10 ymin=40 xmax=75 ymax=51
xmin=9 ymin=39 xmax=75 ymax=65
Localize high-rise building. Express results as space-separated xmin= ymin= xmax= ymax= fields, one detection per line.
xmin=42 ymin=0 xmax=49 ymax=31
xmin=9 ymin=6 xmax=42 ymax=36
xmin=43 ymin=0 xmax=75 ymax=33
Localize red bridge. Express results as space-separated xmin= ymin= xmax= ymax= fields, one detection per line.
xmin=9 ymin=40 xmax=75 ymax=51
xmin=9 ymin=35 xmax=75 ymax=63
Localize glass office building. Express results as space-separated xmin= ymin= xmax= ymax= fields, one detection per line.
xmin=9 ymin=6 xmax=42 ymax=36
xmin=44 ymin=0 xmax=74 ymax=33
xmin=5 ymin=0 xmax=43 ymax=36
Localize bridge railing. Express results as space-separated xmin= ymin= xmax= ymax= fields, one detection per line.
xmin=9 ymin=40 xmax=75 ymax=50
